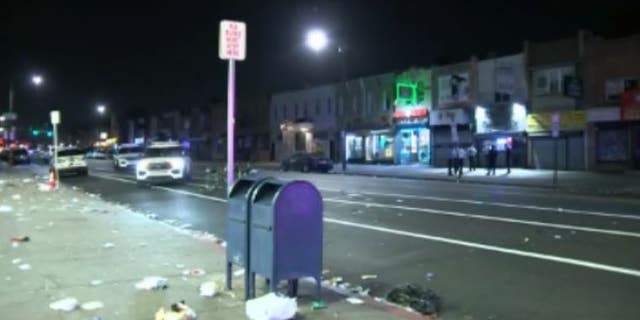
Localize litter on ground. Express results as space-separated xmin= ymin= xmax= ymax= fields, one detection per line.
xmin=0 ymin=205 xmax=13 ymax=212
xmin=233 ymin=268 xmax=245 ymax=277
xmin=246 ymin=292 xmax=297 ymax=320
xmin=346 ymin=297 xmax=364 ymax=305
xmin=18 ymin=264 xmax=31 ymax=270
xmin=155 ymin=301 xmax=197 ymax=320
xmin=11 ymin=258 xmax=22 ymax=264
xmin=81 ymin=301 xmax=104 ymax=311
xmin=49 ymin=297 xmax=79 ymax=312
xmin=90 ymin=280 xmax=103 ymax=286
xmin=11 ymin=194 xmax=21 ymax=200
xmin=199 ymin=281 xmax=217 ymax=297
xmin=135 ymin=276 xmax=168 ymax=290
xmin=103 ymin=242 xmax=115 ymax=248
xmin=386 ymin=283 xmax=441 ymax=316
xmin=361 ymin=274 xmax=377 ymax=280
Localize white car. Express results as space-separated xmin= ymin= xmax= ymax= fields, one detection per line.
xmin=113 ymin=145 xmax=144 ymax=171
xmin=135 ymin=142 xmax=191 ymax=185
xmin=53 ymin=148 xmax=88 ymax=176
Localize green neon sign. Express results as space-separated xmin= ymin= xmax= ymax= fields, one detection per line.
xmin=396 ymin=81 xmax=418 ymax=106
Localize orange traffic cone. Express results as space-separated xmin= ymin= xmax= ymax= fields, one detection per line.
xmin=49 ymin=167 xmax=57 ymax=190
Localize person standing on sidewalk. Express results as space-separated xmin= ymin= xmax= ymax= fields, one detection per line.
xmin=467 ymin=144 xmax=477 ymax=172
xmin=456 ymin=146 xmax=466 ymax=179
xmin=505 ymin=143 xmax=512 ymax=174
xmin=448 ymin=146 xmax=456 ymax=176
xmin=487 ymin=145 xmax=497 ymax=176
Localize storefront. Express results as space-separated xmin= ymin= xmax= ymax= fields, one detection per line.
xmin=474 ymin=103 xmax=528 ymax=168
xmin=526 ymin=110 xmax=586 ymax=170
xmin=393 ymin=106 xmax=430 ymax=164
xmin=429 ymin=108 xmax=473 ymax=166
xmin=345 ymin=129 xmax=395 ymax=164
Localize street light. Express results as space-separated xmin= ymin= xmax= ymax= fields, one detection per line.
xmin=31 ymin=75 xmax=43 ymax=86
xmin=305 ymin=29 xmax=329 ymax=52
xmin=96 ymin=104 xmax=106 ymax=115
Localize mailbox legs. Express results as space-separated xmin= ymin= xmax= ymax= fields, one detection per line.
xmin=287 ymin=279 xmax=298 ymax=297
xmin=226 ymin=261 xmax=232 ymax=290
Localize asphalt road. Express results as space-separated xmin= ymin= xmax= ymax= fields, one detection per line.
xmin=61 ymin=160 xmax=640 ymax=319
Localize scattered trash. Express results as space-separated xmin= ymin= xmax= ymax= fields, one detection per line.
xmin=0 ymin=205 xmax=13 ymax=213
xmin=48 ymin=221 xmax=54 ymax=227
xmin=426 ymin=272 xmax=436 ymax=281
xmin=329 ymin=276 xmax=343 ymax=286
xmin=176 ymin=264 xmax=185 ymax=269
xmin=22 ymin=178 xmax=33 ymax=183
xmin=90 ymin=280 xmax=103 ymax=286
xmin=11 ymin=236 xmax=30 ymax=242
xmin=5 ymin=276 xmax=11 ymax=281
xmin=38 ymin=183 xmax=51 ymax=192
xmin=350 ymin=286 xmax=370 ymax=296
xmin=246 ymin=293 xmax=297 ymax=320
xmin=11 ymin=194 xmax=21 ymax=200
xmin=345 ymin=297 xmax=364 ymax=305
xmin=199 ymin=281 xmax=217 ymax=297
xmin=139 ymin=242 xmax=148 ymax=247
xmin=190 ymin=269 xmax=206 ymax=276
xmin=553 ymin=235 xmax=563 ymax=240
xmin=49 ymin=297 xmax=79 ymax=312
xmin=18 ymin=263 xmax=31 ymax=270
xmin=71 ymin=198 xmax=79 ymax=203
xmin=81 ymin=301 xmax=104 ymax=311
xmin=11 ymin=242 xmax=19 ymax=248
xmin=396 ymin=199 xmax=404 ymax=203
xmin=233 ymin=269 xmax=246 ymax=277
xmin=103 ymin=242 xmax=115 ymax=249
xmin=155 ymin=301 xmax=197 ymax=320
xmin=322 ymin=269 xmax=330 ymax=275
xmin=386 ymin=284 xmax=442 ymax=316
xmin=11 ymin=258 xmax=22 ymax=264
xmin=361 ymin=274 xmax=378 ymax=280
xmin=135 ymin=276 xmax=168 ymax=290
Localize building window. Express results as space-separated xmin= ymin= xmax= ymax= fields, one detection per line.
xmin=534 ymin=66 xmax=574 ymax=96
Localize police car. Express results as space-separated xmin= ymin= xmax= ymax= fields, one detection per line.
xmin=135 ymin=142 xmax=191 ymax=185
xmin=53 ymin=148 xmax=88 ymax=176
xmin=113 ymin=144 xmax=144 ymax=170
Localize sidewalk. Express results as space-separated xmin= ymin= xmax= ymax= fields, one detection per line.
xmin=195 ymin=160 xmax=640 ymax=197
xmin=335 ymin=164 xmax=640 ymax=197
xmin=0 ymin=167 xmax=420 ymax=320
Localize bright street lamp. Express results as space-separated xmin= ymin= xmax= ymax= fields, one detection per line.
xmin=305 ymin=29 xmax=329 ymax=52
xmin=31 ymin=75 xmax=43 ymax=86
xmin=97 ymin=105 xmax=106 ymax=115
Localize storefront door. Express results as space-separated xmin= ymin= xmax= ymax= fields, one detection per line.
xmin=397 ymin=127 xmax=430 ymax=164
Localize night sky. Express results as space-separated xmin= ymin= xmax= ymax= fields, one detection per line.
xmin=3 ymin=0 xmax=639 ymax=130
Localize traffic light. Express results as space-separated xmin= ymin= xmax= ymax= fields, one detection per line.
xmin=32 ymin=130 xmax=40 ymax=136
xmin=46 ymin=131 xmax=53 ymax=137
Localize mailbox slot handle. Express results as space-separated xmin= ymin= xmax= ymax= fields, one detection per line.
xmin=229 ymin=216 xmax=246 ymax=224
xmin=252 ymin=222 xmax=273 ymax=231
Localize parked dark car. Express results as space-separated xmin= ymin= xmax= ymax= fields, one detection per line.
xmin=281 ymin=152 xmax=333 ymax=173
xmin=5 ymin=148 xmax=31 ymax=165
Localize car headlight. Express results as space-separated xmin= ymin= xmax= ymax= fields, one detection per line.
xmin=136 ymin=160 xmax=147 ymax=171
xmin=169 ymin=158 xmax=184 ymax=169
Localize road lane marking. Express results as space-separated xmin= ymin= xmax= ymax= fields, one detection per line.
xmin=324 ymin=217 xmax=640 ymax=278
xmin=88 ymin=171 xmax=640 ymax=278
xmin=325 ymin=198 xmax=640 ymax=239
xmin=318 ymin=187 xmax=640 ymax=221
xmin=91 ymin=173 xmax=227 ymax=203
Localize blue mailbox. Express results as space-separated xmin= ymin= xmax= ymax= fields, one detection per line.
xmin=226 ymin=175 xmax=270 ymax=299
xmin=249 ymin=178 xmax=323 ymax=300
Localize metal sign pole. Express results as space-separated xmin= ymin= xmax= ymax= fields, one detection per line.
xmin=53 ymin=123 xmax=59 ymax=189
xmin=553 ymin=136 xmax=558 ymax=188
xmin=227 ymin=59 xmax=236 ymax=194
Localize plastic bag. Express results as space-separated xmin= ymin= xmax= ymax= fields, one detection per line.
xmin=246 ymin=293 xmax=297 ymax=320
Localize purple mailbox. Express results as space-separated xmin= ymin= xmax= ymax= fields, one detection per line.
xmin=249 ymin=178 xmax=323 ymax=300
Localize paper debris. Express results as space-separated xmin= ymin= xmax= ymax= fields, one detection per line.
xmin=81 ymin=301 xmax=104 ymax=311
xmin=361 ymin=274 xmax=377 ymax=280
xmin=49 ymin=297 xmax=79 ymax=312
xmin=523 ymin=237 xmax=530 ymax=243
xmin=396 ymin=199 xmax=404 ymax=203
xmin=199 ymin=281 xmax=217 ymax=297
xmin=190 ymin=268 xmax=206 ymax=276
xmin=90 ymin=280 xmax=103 ymax=286
xmin=233 ymin=269 xmax=245 ymax=277
xmin=22 ymin=179 xmax=33 ymax=183
xmin=18 ymin=264 xmax=31 ymax=270
xmin=246 ymin=293 xmax=297 ymax=320
xmin=175 ymin=264 xmax=185 ymax=269
xmin=38 ymin=184 xmax=51 ymax=191
xmin=135 ymin=276 xmax=168 ymax=290
xmin=553 ymin=235 xmax=563 ymax=240
xmin=11 ymin=194 xmax=21 ymax=200
xmin=0 ymin=205 xmax=13 ymax=213
xmin=346 ymin=297 xmax=364 ymax=305
xmin=155 ymin=302 xmax=197 ymax=320
xmin=103 ymin=242 xmax=115 ymax=249
xmin=11 ymin=258 xmax=22 ymax=264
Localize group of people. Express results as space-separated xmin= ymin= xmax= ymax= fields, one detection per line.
xmin=448 ymin=143 xmax=512 ymax=178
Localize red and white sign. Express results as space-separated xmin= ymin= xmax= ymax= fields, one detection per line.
xmin=219 ymin=20 xmax=246 ymax=61
xmin=393 ymin=107 xmax=428 ymax=119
